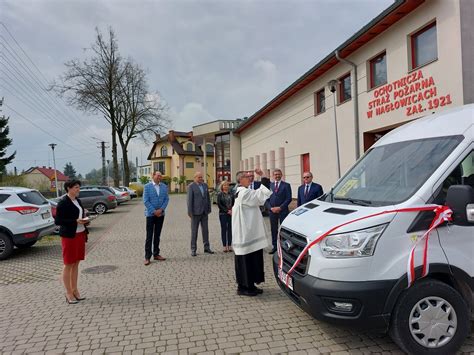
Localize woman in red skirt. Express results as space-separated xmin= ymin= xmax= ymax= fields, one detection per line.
xmin=55 ymin=180 xmax=89 ymax=304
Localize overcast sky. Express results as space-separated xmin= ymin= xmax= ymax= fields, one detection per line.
xmin=1 ymin=0 xmax=392 ymax=176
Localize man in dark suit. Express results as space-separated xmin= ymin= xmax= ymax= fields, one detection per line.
xmin=297 ymin=171 xmax=324 ymax=207
xmin=187 ymin=171 xmax=214 ymax=257
xmin=266 ymin=169 xmax=292 ymax=254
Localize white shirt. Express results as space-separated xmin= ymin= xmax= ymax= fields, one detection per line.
xmin=153 ymin=182 xmax=160 ymax=196
xmin=232 ymin=184 xmax=273 ymax=255
xmin=72 ymin=199 xmax=86 ymax=233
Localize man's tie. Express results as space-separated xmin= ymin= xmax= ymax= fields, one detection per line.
xmin=304 ymin=184 xmax=309 ymax=198
xmin=275 ymin=181 xmax=279 ymax=193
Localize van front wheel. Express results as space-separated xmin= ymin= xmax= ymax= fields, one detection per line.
xmin=389 ymin=279 xmax=469 ymax=354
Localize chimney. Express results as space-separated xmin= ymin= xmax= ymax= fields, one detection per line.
xmin=155 ymin=133 xmax=160 ymax=141
xmin=42 ymin=166 xmax=46 ymax=168
xmin=168 ymin=130 xmax=175 ymax=142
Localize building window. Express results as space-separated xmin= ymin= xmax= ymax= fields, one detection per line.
xmin=314 ymin=88 xmax=325 ymax=115
xmin=411 ymin=21 xmax=437 ymax=69
xmin=369 ymin=51 xmax=387 ymax=89
xmin=160 ymin=146 xmax=168 ymax=157
xmin=339 ymin=73 xmax=351 ymax=103
xmin=185 ymin=142 xmax=193 ymax=151
xmin=185 ymin=162 xmax=194 ymax=169
xmin=206 ymin=144 xmax=213 ymax=153
xmin=153 ymin=162 xmax=165 ymax=175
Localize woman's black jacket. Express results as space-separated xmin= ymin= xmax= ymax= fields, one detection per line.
xmin=217 ymin=192 xmax=234 ymax=214
xmin=55 ymin=195 xmax=88 ymax=238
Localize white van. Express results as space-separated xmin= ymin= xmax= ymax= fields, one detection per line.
xmin=274 ymin=104 xmax=474 ymax=354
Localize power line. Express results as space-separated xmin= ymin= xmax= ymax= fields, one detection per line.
xmin=4 ymin=103 xmax=93 ymax=154
xmin=0 ymin=27 xmax=103 ymax=141
xmin=0 ymin=25 xmax=97 ymax=128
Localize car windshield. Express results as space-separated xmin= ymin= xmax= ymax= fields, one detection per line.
xmin=326 ymin=135 xmax=463 ymax=206
xmin=17 ymin=191 xmax=49 ymax=205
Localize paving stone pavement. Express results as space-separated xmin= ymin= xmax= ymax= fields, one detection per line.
xmin=1 ymin=195 xmax=473 ymax=354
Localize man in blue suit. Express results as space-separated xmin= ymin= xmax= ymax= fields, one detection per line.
xmin=143 ymin=171 xmax=170 ymax=265
xmin=297 ymin=171 xmax=323 ymax=207
xmin=248 ymin=171 xmax=261 ymax=190
xmin=266 ymin=169 xmax=292 ymax=254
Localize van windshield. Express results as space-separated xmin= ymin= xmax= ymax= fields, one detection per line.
xmin=327 ymin=135 xmax=463 ymax=206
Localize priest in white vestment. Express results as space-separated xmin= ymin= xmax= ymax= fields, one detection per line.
xmin=232 ymin=168 xmax=272 ymax=296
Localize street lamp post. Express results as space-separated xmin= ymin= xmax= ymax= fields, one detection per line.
xmin=328 ymin=80 xmax=341 ymax=179
xmin=48 ymin=143 xmax=59 ymax=198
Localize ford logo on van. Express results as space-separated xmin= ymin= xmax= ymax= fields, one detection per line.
xmin=282 ymin=240 xmax=294 ymax=252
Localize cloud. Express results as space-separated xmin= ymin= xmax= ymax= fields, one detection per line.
xmin=170 ymin=102 xmax=217 ymax=131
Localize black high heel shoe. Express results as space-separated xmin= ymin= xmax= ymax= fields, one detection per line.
xmin=65 ymin=296 xmax=79 ymax=304
xmin=75 ymin=296 xmax=86 ymax=301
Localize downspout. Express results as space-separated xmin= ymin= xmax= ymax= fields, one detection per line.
xmin=335 ymin=50 xmax=360 ymax=160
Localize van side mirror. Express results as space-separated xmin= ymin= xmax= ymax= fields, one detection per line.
xmin=446 ymin=185 xmax=474 ymax=225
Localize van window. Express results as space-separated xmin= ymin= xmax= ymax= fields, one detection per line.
xmin=432 ymin=151 xmax=474 ymax=204
xmin=329 ymin=135 xmax=463 ymax=206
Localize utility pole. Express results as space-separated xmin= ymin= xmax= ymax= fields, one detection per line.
xmin=120 ymin=158 xmax=124 ymax=186
xmin=95 ymin=141 xmax=109 ymax=186
xmin=106 ymin=159 xmax=110 ymax=186
xmin=48 ymin=143 xmax=59 ymax=198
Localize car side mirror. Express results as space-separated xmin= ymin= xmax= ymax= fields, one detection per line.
xmin=446 ymin=185 xmax=474 ymax=225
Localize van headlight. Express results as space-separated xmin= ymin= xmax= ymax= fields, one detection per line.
xmin=320 ymin=224 xmax=387 ymax=258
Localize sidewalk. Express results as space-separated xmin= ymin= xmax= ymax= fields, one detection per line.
xmin=1 ymin=195 xmax=471 ymax=354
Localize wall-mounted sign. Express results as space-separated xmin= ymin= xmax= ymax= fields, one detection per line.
xmin=366 ymin=70 xmax=453 ymax=119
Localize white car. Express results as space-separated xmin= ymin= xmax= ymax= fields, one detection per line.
xmin=275 ymin=105 xmax=474 ymax=354
xmin=0 ymin=187 xmax=56 ymax=260
xmin=111 ymin=187 xmax=131 ymax=204
xmin=119 ymin=186 xmax=137 ymax=199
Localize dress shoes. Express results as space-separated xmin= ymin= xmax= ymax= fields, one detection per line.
xmin=268 ymin=248 xmax=277 ymax=255
xmin=191 ymin=251 xmax=197 ymax=257
xmin=253 ymin=287 xmax=263 ymax=294
xmin=153 ymin=255 xmax=166 ymax=261
xmin=204 ymin=249 xmax=215 ymax=254
xmin=144 ymin=259 xmax=151 ymax=266
xmin=237 ymin=288 xmax=258 ymax=297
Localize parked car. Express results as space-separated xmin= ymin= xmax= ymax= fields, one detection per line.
xmin=119 ymin=186 xmax=137 ymax=199
xmin=274 ymin=105 xmax=474 ymax=354
xmin=82 ymin=185 xmax=129 ymax=205
xmin=78 ymin=188 xmax=117 ymax=214
xmin=111 ymin=186 xmax=130 ymax=204
xmin=0 ymin=187 xmax=56 ymax=260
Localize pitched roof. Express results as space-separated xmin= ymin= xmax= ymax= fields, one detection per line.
xmin=234 ymin=0 xmax=425 ymax=134
xmin=147 ymin=131 xmax=214 ymax=160
xmin=27 ymin=166 xmax=69 ymax=181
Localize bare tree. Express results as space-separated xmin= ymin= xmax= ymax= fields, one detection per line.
xmin=56 ymin=27 xmax=124 ymax=186
xmin=115 ymin=60 xmax=169 ymax=185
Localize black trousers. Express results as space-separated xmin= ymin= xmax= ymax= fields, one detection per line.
xmin=145 ymin=215 xmax=165 ymax=259
xmin=219 ymin=213 xmax=232 ymax=247
xmin=235 ymin=249 xmax=264 ymax=289
xmin=269 ymin=210 xmax=289 ymax=249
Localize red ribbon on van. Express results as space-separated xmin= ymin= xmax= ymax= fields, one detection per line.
xmin=278 ymin=205 xmax=452 ymax=288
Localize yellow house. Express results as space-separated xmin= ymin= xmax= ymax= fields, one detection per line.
xmin=147 ymin=130 xmax=215 ymax=190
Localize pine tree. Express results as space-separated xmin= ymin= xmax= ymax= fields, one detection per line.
xmin=64 ymin=162 xmax=77 ymax=179
xmin=0 ymin=113 xmax=16 ymax=175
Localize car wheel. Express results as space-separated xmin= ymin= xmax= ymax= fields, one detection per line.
xmin=0 ymin=232 xmax=14 ymax=260
xmin=94 ymin=203 xmax=107 ymax=215
xmin=389 ymin=279 xmax=470 ymax=355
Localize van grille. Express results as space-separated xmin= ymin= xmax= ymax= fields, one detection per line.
xmin=279 ymin=227 xmax=309 ymax=275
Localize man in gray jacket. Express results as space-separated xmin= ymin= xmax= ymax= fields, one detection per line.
xmin=187 ymin=171 xmax=214 ymax=256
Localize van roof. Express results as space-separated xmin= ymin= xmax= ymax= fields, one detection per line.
xmin=373 ymin=104 xmax=474 ymax=148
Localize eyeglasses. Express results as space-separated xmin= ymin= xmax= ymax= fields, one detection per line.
xmin=303 ymin=176 xmax=311 ymax=179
